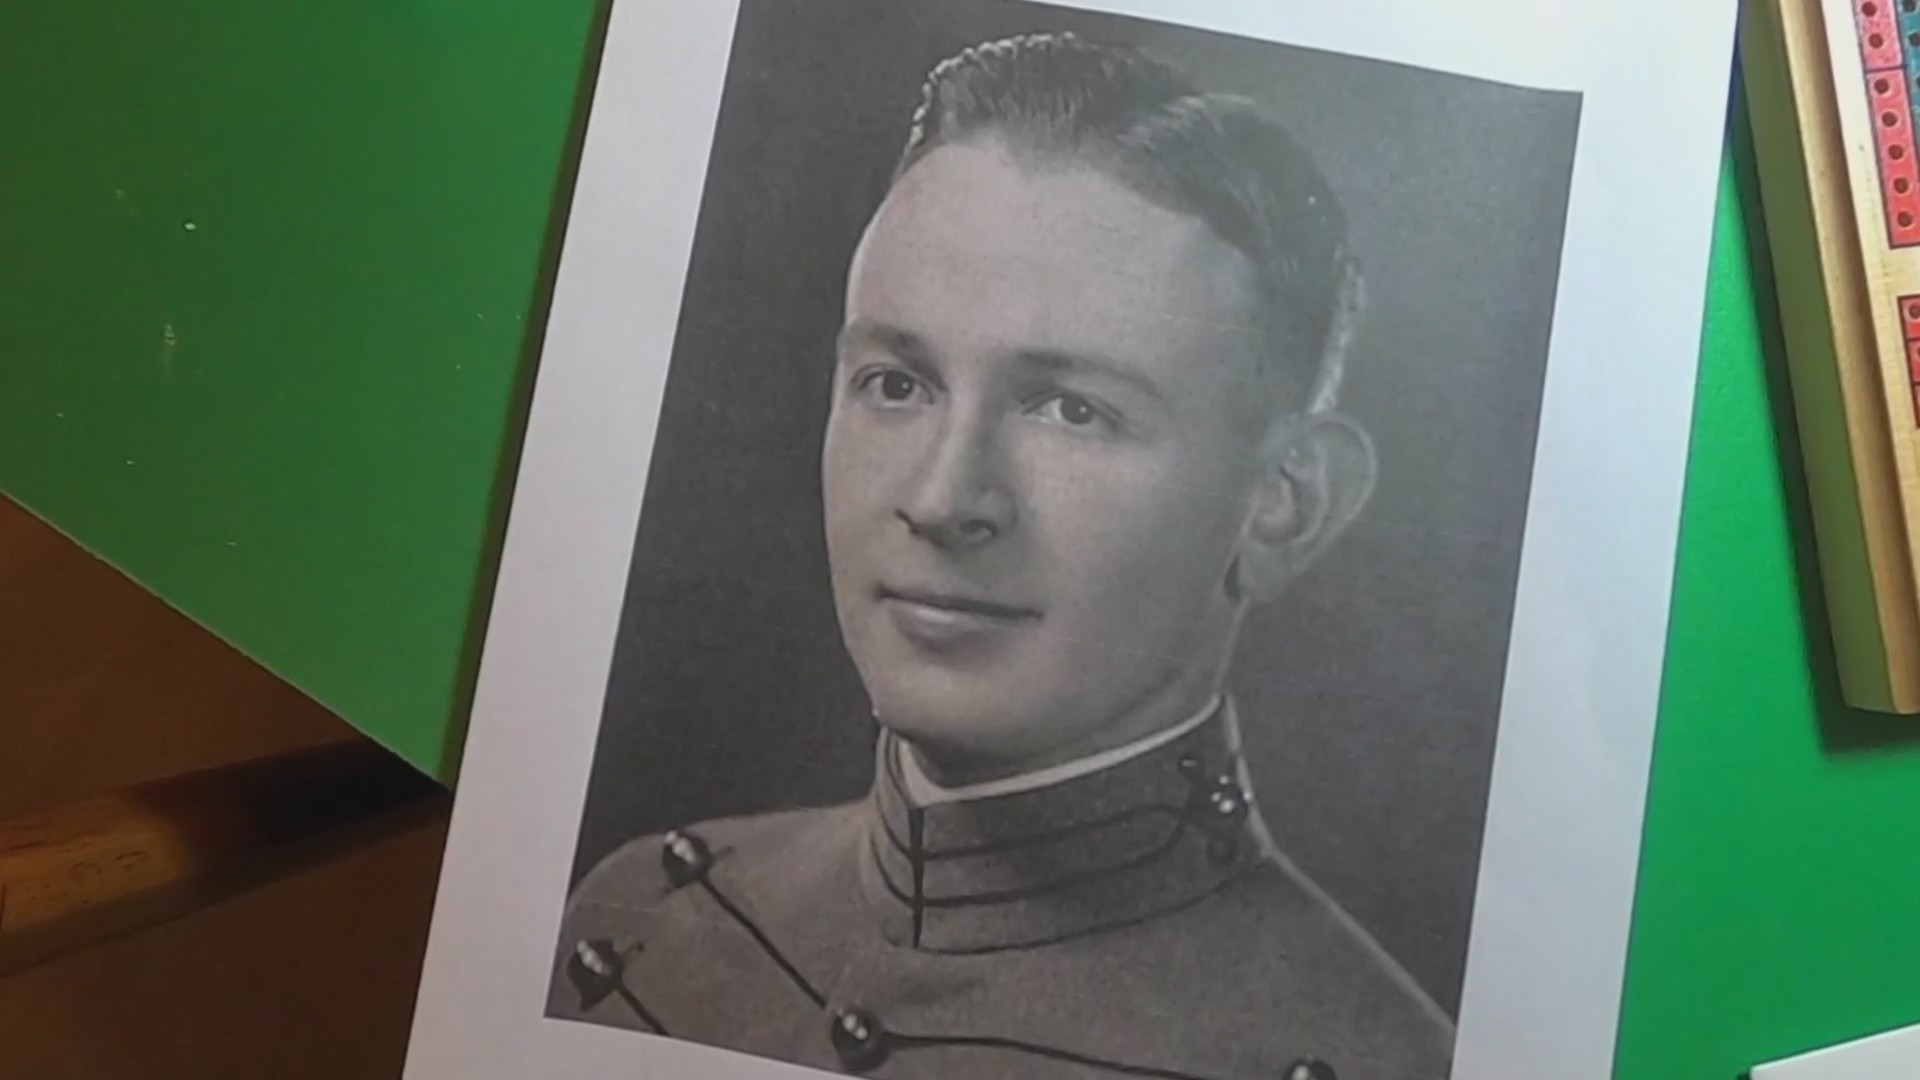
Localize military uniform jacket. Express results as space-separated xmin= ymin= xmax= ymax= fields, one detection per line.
xmin=549 ymin=707 xmax=1454 ymax=1079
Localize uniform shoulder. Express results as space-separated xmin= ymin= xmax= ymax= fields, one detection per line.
xmin=549 ymin=799 xmax=866 ymax=1025
xmin=564 ymin=801 xmax=861 ymax=926
xmin=1179 ymin=855 xmax=1455 ymax=1078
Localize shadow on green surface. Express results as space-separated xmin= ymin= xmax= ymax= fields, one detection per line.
xmin=437 ymin=0 xmax=619 ymax=785
xmin=1730 ymin=101 xmax=1920 ymax=755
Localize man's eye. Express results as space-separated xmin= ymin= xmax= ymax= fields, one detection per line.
xmin=854 ymin=368 xmax=926 ymax=405
xmin=878 ymin=371 xmax=919 ymax=402
xmin=1032 ymin=392 xmax=1111 ymax=430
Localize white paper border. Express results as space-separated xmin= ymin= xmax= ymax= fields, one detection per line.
xmin=404 ymin=2 xmax=1736 ymax=1077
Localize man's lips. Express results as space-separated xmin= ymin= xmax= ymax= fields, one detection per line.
xmin=875 ymin=585 xmax=1040 ymax=621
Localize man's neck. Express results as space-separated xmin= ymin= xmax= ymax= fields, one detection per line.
xmin=897 ymin=693 xmax=1225 ymax=806
xmin=901 ymin=657 xmax=1232 ymax=790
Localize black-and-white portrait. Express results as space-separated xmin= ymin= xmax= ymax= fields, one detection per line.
xmin=549 ymin=1 xmax=1578 ymax=1077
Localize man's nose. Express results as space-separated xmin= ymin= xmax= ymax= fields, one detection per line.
xmin=895 ymin=407 xmax=1016 ymax=550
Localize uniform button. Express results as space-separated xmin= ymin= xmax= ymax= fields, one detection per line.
xmin=829 ymin=1008 xmax=890 ymax=1072
xmin=564 ymin=938 xmax=626 ymax=1008
xmin=1208 ymin=786 xmax=1247 ymax=821
xmin=660 ymin=828 xmax=714 ymax=887
xmin=1285 ymin=1059 xmax=1337 ymax=1080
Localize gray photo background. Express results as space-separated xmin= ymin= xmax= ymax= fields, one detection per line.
xmin=565 ymin=0 xmax=1579 ymax=1018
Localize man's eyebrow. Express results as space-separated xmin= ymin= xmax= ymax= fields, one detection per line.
xmin=837 ymin=320 xmax=927 ymax=363
xmin=835 ymin=320 xmax=946 ymax=383
xmin=1013 ymin=347 xmax=1169 ymax=404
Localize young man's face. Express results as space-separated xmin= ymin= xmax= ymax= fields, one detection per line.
xmin=822 ymin=140 xmax=1273 ymax=778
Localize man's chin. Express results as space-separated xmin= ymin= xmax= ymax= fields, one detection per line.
xmin=869 ymin=696 xmax=1050 ymax=771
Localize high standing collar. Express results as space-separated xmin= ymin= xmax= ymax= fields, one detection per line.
xmin=862 ymin=701 xmax=1266 ymax=953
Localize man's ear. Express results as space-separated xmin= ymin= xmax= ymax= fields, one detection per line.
xmin=1230 ymin=412 xmax=1376 ymax=603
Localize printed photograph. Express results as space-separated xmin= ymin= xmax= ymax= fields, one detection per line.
xmin=548 ymin=1 xmax=1579 ymax=1077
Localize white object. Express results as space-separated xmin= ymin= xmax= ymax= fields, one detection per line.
xmin=403 ymin=1 xmax=1739 ymax=1078
xmin=1753 ymin=1023 xmax=1920 ymax=1079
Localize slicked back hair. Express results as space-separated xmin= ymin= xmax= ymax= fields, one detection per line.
xmin=895 ymin=32 xmax=1362 ymax=416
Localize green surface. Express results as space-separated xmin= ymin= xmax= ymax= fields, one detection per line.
xmin=0 ymin=2 xmax=602 ymax=777
xmin=2 ymin=4 xmax=1917 ymax=1072
xmin=1615 ymin=132 xmax=1920 ymax=1076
